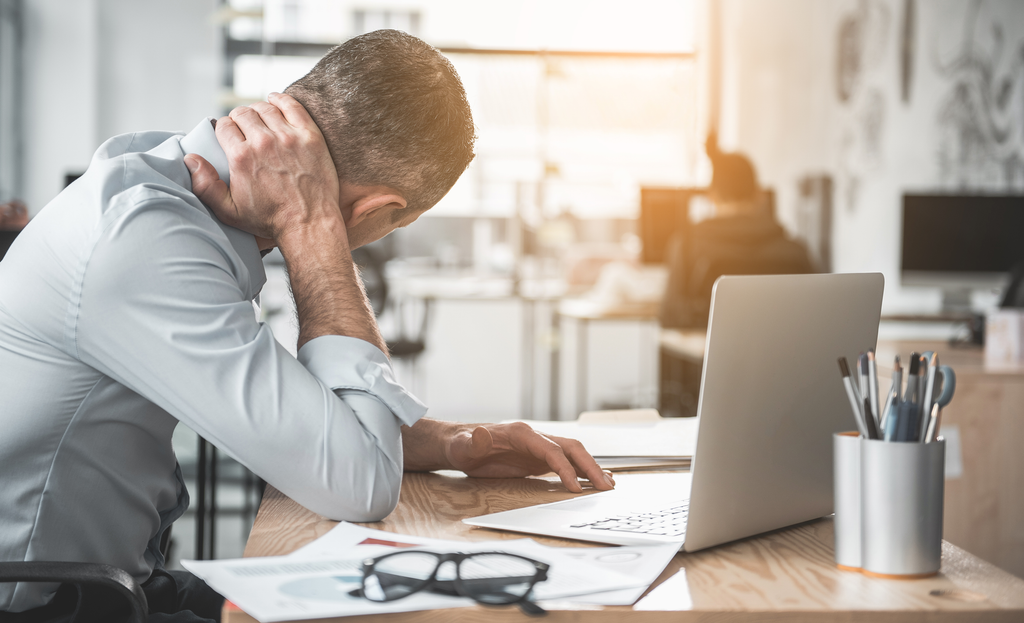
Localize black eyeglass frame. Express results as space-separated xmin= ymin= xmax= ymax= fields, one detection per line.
xmin=359 ymin=550 xmax=549 ymax=608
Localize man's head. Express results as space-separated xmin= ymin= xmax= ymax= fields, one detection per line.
xmin=286 ymin=30 xmax=476 ymax=244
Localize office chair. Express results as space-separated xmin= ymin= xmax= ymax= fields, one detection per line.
xmin=0 ymin=230 xmax=19 ymax=261
xmin=0 ymin=527 xmax=173 ymax=622
xmin=0 ymin=562 xmax=148 ymax=623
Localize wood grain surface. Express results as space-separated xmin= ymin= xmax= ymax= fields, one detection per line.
xmin=228 ymin=471 xmax=1024 ymax=623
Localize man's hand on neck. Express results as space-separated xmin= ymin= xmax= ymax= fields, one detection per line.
xmin=186 ymin=93 xmax=385 ymax=352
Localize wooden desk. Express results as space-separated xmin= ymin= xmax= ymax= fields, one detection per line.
xmin=659 ymin=330 xmax=1024 ymax=580
xmin=226 ymin=472 xmax=1024 ymax=622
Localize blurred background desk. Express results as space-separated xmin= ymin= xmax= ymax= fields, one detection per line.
xmin=225 ymin=472 xmax=1024 ymax=622
xmin=659 ymin=329 xmax=1024 ymax=580
xmin=555 ymin=299 xmax=660 ymax=417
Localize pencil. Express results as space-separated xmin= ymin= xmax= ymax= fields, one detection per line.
xmin=838 ymin=357 xmax=869 ymax=438
xmin=919 ymin=353 xmax=938 ymax=440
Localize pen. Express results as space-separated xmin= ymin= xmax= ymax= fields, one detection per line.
xmin=920 ymin=353 xmax=939 ymax=441
xmin=895 ymin=401 xmax=918 ymax=442
xmin=917 ymin=353 xmax=930 ymax=413
xmin=883 ymin=394 xmax=900 ymax=441
xmin=924 ymin=403 xmax=941 ymax=443
xmin=858 ymin=353 xmax=869 ymax=411
xmin=905 ymin=353 xmax=921 ymax=441
xmin=862 ymin=395 xmax=880 ymax=440
xmin=893 ymin=355 xmax=903 ymax=403
xmin=880 ymin=385 xmax=896 ymax=432
xmin=858 ymin=354 xmax=877 ymax=438
xmin=867 ymin=350 xmax=880 ymax=431
xmin=880 ymin=355 xmax=901 ymax=433
xmin=838 ymin=357 xmax=869 ymax=438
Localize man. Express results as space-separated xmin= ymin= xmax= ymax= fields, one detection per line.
xmin=660 ymin=134 xmax=814 ymax=329
xmin=0 ymin=30 xmax=612 ymax=621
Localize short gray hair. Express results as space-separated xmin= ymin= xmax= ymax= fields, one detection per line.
xmin=287 ymin=30 xmax=476 ymax=215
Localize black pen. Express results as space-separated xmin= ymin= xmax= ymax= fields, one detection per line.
xmin=863 ymin=395 xmax=880 ymax=440
xmin=917 ymin=353 xmax=929 ymax=412
xmin=867 ymin=350 xmax=880 ymax=431
xmin=906 ymin=353 xmax=921 ymax=441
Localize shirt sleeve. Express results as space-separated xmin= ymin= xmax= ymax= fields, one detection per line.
xmin=72 ymin=189 xmax=425 ymax=521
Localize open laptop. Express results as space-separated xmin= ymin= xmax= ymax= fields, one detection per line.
xmin=464 ymin=273 xmax=884 ymax=552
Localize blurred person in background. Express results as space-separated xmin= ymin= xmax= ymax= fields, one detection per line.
xmin=0 ymin=199 xmax=28 ymax=230
xmin=660 ymin=132 xmax=814 ymax=328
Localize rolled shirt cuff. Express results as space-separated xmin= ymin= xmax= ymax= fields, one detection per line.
xmin=297 ymin=335 xmax=428 ymax=426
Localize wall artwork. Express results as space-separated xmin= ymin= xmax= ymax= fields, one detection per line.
xmin=934 ymin=0 xmax=1024 ymax=191
xmin=900 ymin=0 xmax=915 ymax=103
xmin=835 ymin=0 xmax=893 ymax=214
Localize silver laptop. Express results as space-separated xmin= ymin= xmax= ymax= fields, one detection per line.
xmin=464 ymin=273 xmax=884 ymax=552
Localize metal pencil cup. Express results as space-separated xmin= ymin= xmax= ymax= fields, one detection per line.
xmin=834 ymin=432 xmax=945 ymax=577
xmin=833 ymin=432 xmax=862 ymax=570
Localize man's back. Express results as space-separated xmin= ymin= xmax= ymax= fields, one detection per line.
xmin=0 ymin=128 xmax=247 ymax=611
xmin=660 ymin=212 xmax=814 ymax=328
xmin=0 ymin=113 xmax=431 ymax=614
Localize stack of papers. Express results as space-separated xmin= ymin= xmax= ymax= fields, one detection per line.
xmin=185 ymin=523 xmax=678 ymax=622
xmin=514 ymin=410 xmax=697 ymax=471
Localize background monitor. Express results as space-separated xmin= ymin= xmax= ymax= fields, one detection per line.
xmin=901 ymin=194 xmax=1024 ymax=310
xmin=639 ymin=187 xmax=698 ymax=264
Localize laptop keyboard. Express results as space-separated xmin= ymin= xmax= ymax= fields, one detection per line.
xmin=569 ymin=500 xmax=689 ymax=537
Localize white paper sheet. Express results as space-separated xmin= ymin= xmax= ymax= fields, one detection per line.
xmin=183 ymin=547 xmax=467 ymax=623
xmin=184 ymin=523 xmax=650 ymax=621
xmin=514 ymin=541 xmax=681 ymax=606
xmin=288 ymin=523 xmax=647 ymax=601
xmin=513 ymin=418 xmax=698 ymax=458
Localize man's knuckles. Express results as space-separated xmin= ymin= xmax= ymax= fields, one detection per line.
xmin=507 ymin=421 xmax=534 ymax=436
xmin=226 ymin=148 xmax=253 ymax=172
xmin=278 ymin=132 xmax=298 ymax=150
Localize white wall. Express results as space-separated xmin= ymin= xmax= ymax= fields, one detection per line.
xmin=22 ymin=0 xmax=221 ymax=215
xmin=714 ymin=0 xmax=1024 ymax=313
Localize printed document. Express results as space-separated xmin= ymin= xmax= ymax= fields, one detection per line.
xmin=184 ymin=523 xmax=650 ymax=621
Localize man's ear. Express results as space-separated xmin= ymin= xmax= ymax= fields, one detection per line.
xmin=343 ymin=185 xmax=408 ymax=227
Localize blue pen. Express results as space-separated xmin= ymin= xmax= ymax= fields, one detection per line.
xmin=895 ymin=401 xmax=917 ymax=442
xmin=883 ymin=398 xmax=899 ymax=441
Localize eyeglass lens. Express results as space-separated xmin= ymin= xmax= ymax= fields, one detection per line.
xmin=457 ymin=553 xmax=537 ymax=604
xmin=363 ymin=551 xmax=439 ymax=601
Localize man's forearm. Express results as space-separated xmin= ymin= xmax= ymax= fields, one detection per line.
xmin=276 ymin=217 xmax=386 ymax=352
xmin=402 ymin=418 xmax=465 ymax=471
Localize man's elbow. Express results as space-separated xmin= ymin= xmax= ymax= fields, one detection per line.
xmin=315 ymin=458 xmax=403 ymax=522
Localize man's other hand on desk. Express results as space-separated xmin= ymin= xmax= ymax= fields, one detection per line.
xmin=402 ymin=419 xmax=615 ymax=493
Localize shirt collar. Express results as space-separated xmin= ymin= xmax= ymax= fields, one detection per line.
xmin=179 ymin=118 xmax=266 ymax=299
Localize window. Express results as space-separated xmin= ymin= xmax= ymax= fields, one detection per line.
xmin=222 ymin=1 xmax=699 ymax=219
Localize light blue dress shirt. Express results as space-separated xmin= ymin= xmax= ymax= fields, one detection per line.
xmin=0 ymin=119 xmax=427 ymax=612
